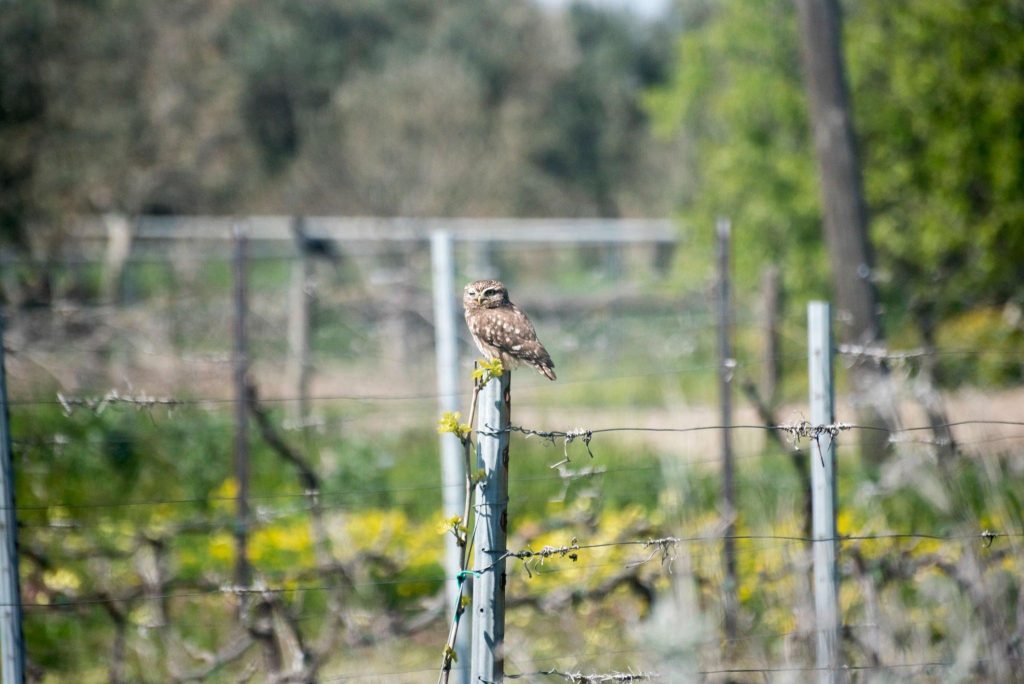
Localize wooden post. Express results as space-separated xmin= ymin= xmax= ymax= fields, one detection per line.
xmin=808 ymin=301 xmax=839 ymax=683
xmin=716 ymin=218 xmax=738 ymax=639
xmin=761 ymin=265 xmax=782 ymax=404
xmin=232 ymin=225 xmax=252 ymax=588
xmin=287 ymin=216 xmax=313 ymax=428
xmin=471 ymin=371 xmax=511 ymax=684
xmin=101 ymin=213 xmax=132 ymax=305
xmin=380 ymin=243 xmax=417 ymax=363
xmin=430 ymin=231 xmax=470 ymax=684
xmin=0 ymin=316 xmax=25 ymax=684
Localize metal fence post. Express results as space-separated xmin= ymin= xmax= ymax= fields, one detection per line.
xmin=0 ymin=315 xmax=24 ymax=684
xmin=471 ymin=371 xmax=511 ymax=684
xmin=431 ymin=231 xmax=470 ymax=683
xmin=286 ymin=216 xmax=314 ymax=429
xmin=808 ymin=301 xmax=840 ymax=683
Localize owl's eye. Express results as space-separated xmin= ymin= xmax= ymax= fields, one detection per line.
xmin=483 ymin=288 xmax=495 ymax=296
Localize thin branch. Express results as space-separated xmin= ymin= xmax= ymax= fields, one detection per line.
xmin=508 ymin=564 xmax=656 ymax=614
xmin=175 ymin=631 xmax=256 ymax=683
xmin=247 ymin=380 xmax=345 ymax=679
xmin=246 ymin=382 xmax=320 ymax=493
xmin=439 ymin=379 xmax=483 ymax=684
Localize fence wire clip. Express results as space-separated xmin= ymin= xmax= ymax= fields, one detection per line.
xmin=837 ymin=343 xmax=927 ymax=365
xmin=219 ymin=579 xmax=268 ymax=596
xmin=533 ymin=668 xmax=660 ymax=683
xmin=779 ymin=421 xmax=851 ymax=467
xmin=57 ymin=389 xmax=182 ymax=416
xmin=632 ymin=537 xmax=680 ymax=572
xmin=780 ymin=420 xmax=853 ymax=441
xmin=549 ymin=427 xmax=594 ymax=467
xmin=507 ymin=539 xmax=581 ymax=577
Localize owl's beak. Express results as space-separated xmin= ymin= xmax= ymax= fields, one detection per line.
xmin=475 ymin=294 xmax=484 ymax=305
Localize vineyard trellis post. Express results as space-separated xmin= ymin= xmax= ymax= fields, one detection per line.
xmin=808 ymin=301 xmax=840 ymax=682
xmin=471 ymin=370 xmax=511 ymax=684
xmin=715 ymin=217 xmax=738 ymax=639
xmin=101 ymin=213 xmax=132 ymax=305
xmin=0 ymin=316 xmax=25 ymax=684
xmin=430 ymin=231 xmax=470 ymax=683
xmin=232 ymin=224 xmax=252 ymax=588
xmin=286 ymin=216 xmax=313 ymax=428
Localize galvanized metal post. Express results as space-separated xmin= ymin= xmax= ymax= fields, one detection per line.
xmin=471 ymin=371 xmax=511 ymax=684
xmin=286 ymin=216 xmax=313 ymax=429
xmin=430 ymin=231 xmax=470 ymax=684
xmin=0 ymin=316 xmax=24 ymax=684
xmin=715 ymin=217 xmax=738 ymax=639
xmin=808 ymin=301 xmax=840 ymax=683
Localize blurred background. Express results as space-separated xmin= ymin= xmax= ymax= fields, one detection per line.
xmin=1 ymin=0 xmax=1023 ymax=682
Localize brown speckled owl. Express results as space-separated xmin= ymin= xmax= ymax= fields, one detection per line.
xmin=463 ymin=279 xmax=556 ymax=381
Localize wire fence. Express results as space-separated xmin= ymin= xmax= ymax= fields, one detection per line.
xmin=14 ymin=401 xmax=1024 ymax=680
xmin=13 ymin=524 xmax=1019 ymax=611
xmin=4 ymin=227 xmax=1024 ymax=682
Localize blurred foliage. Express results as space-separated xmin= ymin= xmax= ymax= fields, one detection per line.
xmin=3 ymin=0 xmax=1021 ymax=382
xmin=647 ymin=0 xmax=1024 ymax=376
xmin=645 ymin=0 xmax=823 ymax=296
xmin=847 ymin=0 xmax=1024 ymax=327
xmin=934 ymin=307 xmax=1024 ymax=387
xmin=0 ymin=0 xmax=678 ymax=239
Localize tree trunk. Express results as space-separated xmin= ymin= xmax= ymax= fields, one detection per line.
xmin=794 ymin=0 xmax=892 ymax=466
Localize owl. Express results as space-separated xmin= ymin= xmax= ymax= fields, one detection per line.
xmin=463 ymin=279 xmax=556 ymax=381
